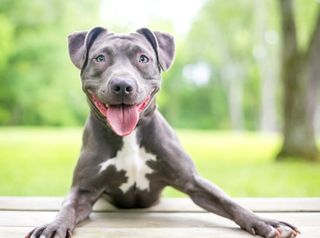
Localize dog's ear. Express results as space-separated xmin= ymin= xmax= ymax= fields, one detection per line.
xmin=68 ymin=31 xmax=87 ymax=69
xmin=68 ymin=27 xmax=107 ymax=69
xmin=137 ymin=28 xmax=175 ymax=71
xmin=153 ymin=31 xmax=175 ymax=71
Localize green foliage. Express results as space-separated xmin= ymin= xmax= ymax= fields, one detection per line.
xmin=0 ymin=14 xmax=15 ymax=122
xmin=0 ymin=0 xmax=318 ymax=130
xmin=0 ymin=128 xmax=319 ymax=196
xmin=159 ymin=0 xmax=261 ymax=129
xmin=295 ymin=0 xmax=320 ymax=50
xmin=0 ymin=0 xmax=97 ymax=126
xmin=243 ymin=65 xmax=261 ymax=130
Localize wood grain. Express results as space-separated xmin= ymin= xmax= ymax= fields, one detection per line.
xmin=0 ymin=197 xmax=319 ymax=238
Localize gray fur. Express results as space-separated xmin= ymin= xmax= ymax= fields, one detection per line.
xmin=27 ymin=27 xmax=299 ymax=238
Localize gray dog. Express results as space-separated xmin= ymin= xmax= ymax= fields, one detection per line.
xmin=26 ymin=27 xmax=299 ymax=238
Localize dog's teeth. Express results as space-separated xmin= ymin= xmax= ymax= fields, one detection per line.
xmin=105 ymin=104 xmax=109 ymax=107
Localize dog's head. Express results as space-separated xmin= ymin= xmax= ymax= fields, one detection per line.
xmin=68 ymin=27 xmax=175 ymax=136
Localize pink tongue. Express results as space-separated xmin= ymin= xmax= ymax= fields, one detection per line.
xmin=106 ymin=105 xmax=139 ymax=136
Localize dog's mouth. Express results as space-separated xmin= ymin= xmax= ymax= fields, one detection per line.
xmin=91 ymin=94 xmax=151 ymax=136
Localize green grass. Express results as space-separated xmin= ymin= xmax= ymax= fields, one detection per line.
xmin=0 ymin=127 xmax=319 ymax=197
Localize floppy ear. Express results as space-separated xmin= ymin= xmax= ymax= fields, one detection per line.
xmin=137 ymin=28 xmax=175 ymax=71
xmin=68 ymin=31 xmax=87 ymax=69
xmin=68 ymin=27 xmax=107 ymax=69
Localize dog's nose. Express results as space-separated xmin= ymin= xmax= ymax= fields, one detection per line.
xmin=110 ymin=79 xmax=135 ymax=95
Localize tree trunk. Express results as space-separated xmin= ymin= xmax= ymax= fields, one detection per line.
xmin=307 ymin=7 xmax=320 ymax=136
xmin=276 ymin=0 xmax=319 ymax=161
xmin=254 ymin=0 xmax=278 ymax=132
xmin=222 ymin=62 xmax=244 ymax=131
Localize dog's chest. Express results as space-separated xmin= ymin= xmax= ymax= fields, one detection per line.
xmin=99 ymin=131 xmax=156 ymax=193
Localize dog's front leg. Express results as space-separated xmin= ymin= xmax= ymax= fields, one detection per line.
xmin=159 ymin=139 xmax=299 ymax=238
xmin=26 ymin=187 xmax=100 ymax=238
xmin=176 ymin=174 xmax=300 ymax=237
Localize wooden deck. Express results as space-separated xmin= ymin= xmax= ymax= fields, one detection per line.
xmin=0 ymin=197 xmax=319 ymax=237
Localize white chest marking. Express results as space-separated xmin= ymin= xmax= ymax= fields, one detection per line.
xmin=99 ymin=131 xmax=156 ymax=193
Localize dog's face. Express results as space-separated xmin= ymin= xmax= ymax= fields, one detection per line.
xmin=68 ymin=27 xmax=175 ymax=136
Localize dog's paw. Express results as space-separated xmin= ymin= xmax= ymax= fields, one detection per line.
xmin=241 ymin=217 xmax=300 ymax=238
xmin=25 ymin=223 xmax=72 ymax=238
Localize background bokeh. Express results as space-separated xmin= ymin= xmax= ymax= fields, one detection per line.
xmin=0 ymin=0 xmax=319 ymax=197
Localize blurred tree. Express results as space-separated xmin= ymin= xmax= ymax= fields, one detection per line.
xmin=0 ymin=0 xmax=100 ymax=126
xmin=0 ymin=0 xmax=318 ymax=134
xmin=254 ymin=0 xmax=279 ymax=132
xmin=0 ymin=14 xmax=14 ymax=122
xmin=277 ymin=0 xmax=320 ymax=161
xmin=178 ymin=0 xmax=260 ymax=130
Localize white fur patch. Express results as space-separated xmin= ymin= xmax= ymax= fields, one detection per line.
xmin=99 ymin=131 xmax=156 ymax=193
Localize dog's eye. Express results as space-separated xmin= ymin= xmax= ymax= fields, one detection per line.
xmin=95 ymin=55 xmax=105 ymax=62
xmin=138 ymin=55 xmax=149 ymax=64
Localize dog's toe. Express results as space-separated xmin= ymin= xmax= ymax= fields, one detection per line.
xmin=243 ymin=217 xmax=299 ymax=238
xmin=27 ymin=224 xmax=72 ymax=238
xmin=28 ymin=225 xmax=46 ymax=238
xmin=264 ymin=219 xmax=299 ymax=238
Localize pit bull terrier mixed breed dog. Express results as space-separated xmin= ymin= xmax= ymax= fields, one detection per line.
xmin=27 ymin=27 xmax=300 ymax=238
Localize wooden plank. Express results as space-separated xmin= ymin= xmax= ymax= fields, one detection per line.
xmin=1 ymin=226 xmax=319 ymax=238
xmin=0 ymin=197 xmax=319 ymax=212
xmin=0 ymin=211 xmax=319 ymax=227
xmin=1 ymin=197 xmax=319 ymax=237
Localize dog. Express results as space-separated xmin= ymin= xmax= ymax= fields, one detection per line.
xmin=26 ymin=27 xmax=299 ymax=238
